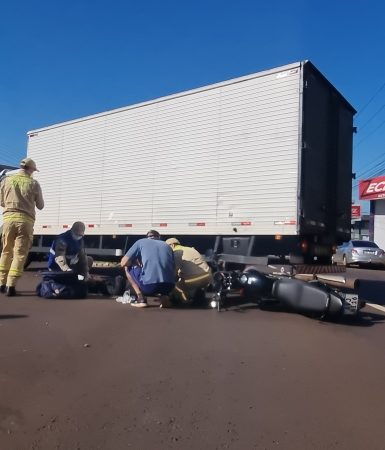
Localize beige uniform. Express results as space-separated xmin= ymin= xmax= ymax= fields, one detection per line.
xmin=0 ymin=171 xmax=44 ymax=287
xmin=172 ymin=245 xmax=212 ymax=303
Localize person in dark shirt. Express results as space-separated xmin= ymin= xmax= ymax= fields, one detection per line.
xmin=48 ymin=221 xmax=93 ymax=278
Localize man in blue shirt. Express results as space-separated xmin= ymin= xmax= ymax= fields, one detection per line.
xmin=120 ymin=230 xmax=175 ymax=308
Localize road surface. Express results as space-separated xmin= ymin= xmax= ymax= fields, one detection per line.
xmin=1 ymin=266 xmax=384 ymax=449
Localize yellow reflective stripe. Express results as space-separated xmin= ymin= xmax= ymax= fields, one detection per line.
xmin=3 ymin=212 xmax=34 ymax=224
xmin=0 ymin=265 xmax=9 ymax=271
xmin=8 ymin=268 xmax=23 ymax=276
xmin=175 ymin=285 xmax=188 ymax=302
xmin=9 ymin=174 xmax=33 ymax=185
xmin=184 ymin=273 xmax=212 ymax=284
xmin=10 ymin=174 xmax=31 ymax=179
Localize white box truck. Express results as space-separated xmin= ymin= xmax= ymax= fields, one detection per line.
xmin=27 ymin=61 xmax=355 ymax=265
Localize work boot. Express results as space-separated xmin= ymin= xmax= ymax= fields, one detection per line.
xmin=0 ymin=285 xmax=6 ymax=293
xmin=159 ymin=295 xmax=172 ymax=308
xmin=6 ymin=286 xmax=16 ymax=297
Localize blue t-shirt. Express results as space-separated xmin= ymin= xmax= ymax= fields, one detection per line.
xmin=125 ymin=238 xmax=175 ymax=285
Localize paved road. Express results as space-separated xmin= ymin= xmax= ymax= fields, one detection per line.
xmin=0 ymin=267 xmax=384 ymax=450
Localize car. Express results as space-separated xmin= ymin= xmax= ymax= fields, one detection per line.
xmin=332 ymin=240 xmax=385 ymax=268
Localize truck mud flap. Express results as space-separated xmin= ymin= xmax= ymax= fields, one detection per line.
xmin=271 ymin=278 xmax=343 ymax=318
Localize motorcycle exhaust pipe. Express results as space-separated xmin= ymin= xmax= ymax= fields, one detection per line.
xmin=294 ymin=274 xmax=360 ymax=290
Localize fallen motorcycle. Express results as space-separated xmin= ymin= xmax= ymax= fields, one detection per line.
xmin=207 ymin=268 xmax=364 ymax=320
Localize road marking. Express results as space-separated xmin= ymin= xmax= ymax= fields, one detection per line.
xmin=366 ymin=303 xmax=385 ymax=313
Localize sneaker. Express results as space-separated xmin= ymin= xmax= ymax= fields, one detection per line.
xmin=131 ymin=300 xmax=148 ymax=308
xmin=6 ymin=286 xmax=16 ymax=297
xmin=0 ymin=285 xmax=6 ymax=294
xmin=131 ymin=293 xmax=147 ymax=308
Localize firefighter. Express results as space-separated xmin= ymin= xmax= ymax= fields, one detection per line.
xmin=0 ymin=158 xmax=44 ymax=296
xmin=165 ymin=238 xmax=212 ymax=305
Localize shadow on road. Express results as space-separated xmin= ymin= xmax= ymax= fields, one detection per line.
xmin=257 ymin=300 xmax=385 ymax=327
xmin=358 ymin=280 xmax=385 ymax=306
xmin=0 ymin=314 xmax=29 ymax=320
xmin=328 ymin=311 xmax=385 ymax=327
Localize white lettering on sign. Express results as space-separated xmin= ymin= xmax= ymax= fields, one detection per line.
xmin=367 ymin=181 xmax=385 ymax=193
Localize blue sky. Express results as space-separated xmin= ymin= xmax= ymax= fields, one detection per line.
xmin=1 ymin=0 xmax=385 ymax=211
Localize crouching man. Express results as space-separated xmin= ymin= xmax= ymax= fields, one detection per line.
xmin=165 ymin=238 xmax=212 ymax=305
xmin=120 ymin=230 xmax=175 ymax=308
xmin=48 ymin=221 xmax=93 ymax=279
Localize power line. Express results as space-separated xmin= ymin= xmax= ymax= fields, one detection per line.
xmin=356 ymin=79 xmax=385 ymax=118
xmin=0 ymin=151 xmax=19 ymax=166
xmin=371 ymin=162 xmax=385 ymax=178
xmin=355 ymin=152 xmax=385 ymax=177
xmin=358 ymin=102 xmax=385 ymax=132
xmin=353 ymin=160 xmax=385 ymax=189
xmin=354 ymin=115 xmax=385 ymax=148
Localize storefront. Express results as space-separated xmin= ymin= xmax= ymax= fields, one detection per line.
xmin=359 ymin=175 xmax=385 ymax=248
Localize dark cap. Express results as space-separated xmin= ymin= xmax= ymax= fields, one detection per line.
xmin=71 ymin=221 xmax=86 ymax=235
xmin=146 ymin=229 xmax=160 ymax=239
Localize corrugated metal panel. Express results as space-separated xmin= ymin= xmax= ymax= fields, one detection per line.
xmin=28 ymin=62 xmax=302 ymax=134
xmin=216 ymin=69 xmax=300 ymax=234
xmin=29 ymin=63 xmax=301 ymax=235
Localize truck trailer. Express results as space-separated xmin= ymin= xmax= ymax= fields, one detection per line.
xmin=27 ymin=60 xmax=356 ymax=266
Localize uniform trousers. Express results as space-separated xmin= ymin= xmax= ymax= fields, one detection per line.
xmin=0 ymin=220 xmax=34 ymax=287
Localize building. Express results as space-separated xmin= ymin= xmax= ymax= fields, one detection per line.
xmin=359 ymin=175 xmax=385 ymax=249
xmin=351 ymin=214 xmax=370 ymax=241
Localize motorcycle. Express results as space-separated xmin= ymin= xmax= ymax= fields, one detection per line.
xmin=205 ymin=252 xmax=364 ymax=320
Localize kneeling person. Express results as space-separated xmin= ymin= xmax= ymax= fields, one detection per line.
xmin=166 ymin=238 xmax=212 ymax=305
xmin=120 ymin=230 xmax=175 ymax=308
xmin=48 ymin=221 xmax=93 ymax=278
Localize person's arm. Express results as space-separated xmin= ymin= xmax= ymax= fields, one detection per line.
xmin=120 ymin=255 xmax=132 ymax=267
xmin=0 ymin=180 xmax=4 ymax=208
xmin=120 ymin=241 xmax=139 ymax=268
xmin=54 ymin=239 xmax=71 ymax=271
xmin=35 ymin=182 xmax=44 ymax=210
xmin=173 ymin=250 xmax=183 ymax=278
xmin=77 ymin=247 xmax=89 ymax=277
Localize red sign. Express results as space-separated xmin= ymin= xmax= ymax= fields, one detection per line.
xmin=359 ymin=175 xmax=385 ymax=200
xmin=351 ymin=205 xmax=361 ymax=219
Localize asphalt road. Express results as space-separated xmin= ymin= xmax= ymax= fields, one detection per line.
xmin=1 ymin=267 xmax=385 ymax=450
